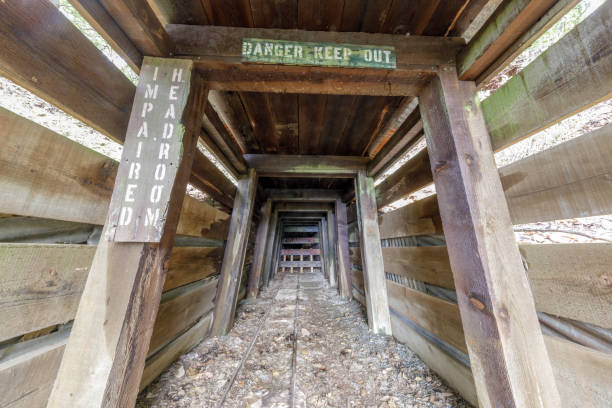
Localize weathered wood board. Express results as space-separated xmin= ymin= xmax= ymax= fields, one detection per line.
xmin=47 ymin=59 xmax=207 ymax=408
xmin=420 ymin=69 xmax=560 ymax=407
xmin=482 ymin=2 xmax=612 ymax=151
xmin=0 ymin=106 xmax=230 ymax=239
xmin=354 ymin=171 xmax=392 ymax=335
xmin=242 ymin=38 xmax=396 ymax=69
xmin=106 ymin=58 xmax=195 ymax=242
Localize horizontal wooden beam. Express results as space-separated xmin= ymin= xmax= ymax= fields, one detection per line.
xmin=282 ymin=237 xmax=319 ymax=244
xmin=457 ymin=0 xmax=558 ymax=80
xmin=0 ymin=304 xmax=216 ymax=408
xmin=280 ymin=248 xmax=321 ymax=256
xmin=475 ymin=0 xmax=580 ymax=85
xmin=0 ymin=3 xmax=234 ymax=209
xmin=68 ymin=0 xmax=143 ymax=72
xmin=245 ymin=154 xmax=367 ymax=177
xmin=390 ymin=312 xmax=478 ymax=406
xmin=0 ymin=107 xmax=231 ymax=236
xmin=98 ymin=0 xmax=173 ymax=57
xmin=283 ymin=226 xmax=319 ymax=233
xmin=0 ymin=243 xmax=223 ymax=342
xmin=377 ymin=195 xmax=441 ymax=239
xmin=274 ymin=202 xmax=334 ymax=212
xmin=266 ymin=189 xmax=342 ymax=201
xmin=374 ymin=148 xmax=431 ymax=209
xmin=482 ymin=2 xmax=612 ymax=151
xmin=279 ymin=261 xmax=322 ymax=268
xmin=367 ymin=109 xmax=423 ymax=177
xmin=0 ymin=1 xmax=134 ymax=143
xmin=387 ymin=281 xmax=612 ymax=407
xmin=167 ymin=25 xmax=465 ymax=96
xmin=502 ymin=123 xmax=612 ymax=223
xmin=381 ymin=244 xmax=612 ymax=329
xmin=384 ymin=121 xmax=612 ymax=226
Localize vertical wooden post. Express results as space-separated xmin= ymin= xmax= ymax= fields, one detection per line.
xmin=326 ymin=209 xmax=337 ymax=288
xmin=318 ymin=219 xmax=327 ymax=277
xmin=320 ymin=217 xmax=330 ymax=280
xmin=419 ymin=68 xmax=561 ymax=407
xmin=247 ymin=199 xmax=272 ymax=298
xmin=48 ymin=58 xmax=208 ymax=408
xmin=261 ymin=209 xmax=278 ymax=287
xmin=211 ymin=169 xmax=258 ymax=336
xmin=270 ymin=219 xmax=283 ymax=280
xmin=335 ymin=199 xmax=352 ymax=299
xmin=354 ymin=170 xmax=392 ymax=335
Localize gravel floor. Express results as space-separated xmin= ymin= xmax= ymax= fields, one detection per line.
xmin=137 ymin=271 xmax=471 ymax=408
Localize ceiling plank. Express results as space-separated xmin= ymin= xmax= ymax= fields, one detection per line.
xmin=245 ymin=154 xmax=367 ymax=177
xmin=457 ymin=0 xmax=558 ymax=80
xmin=99 ymin=0 xmax=174 ymax=56
xmin=167 ymin=25 xmax=465 ymax=96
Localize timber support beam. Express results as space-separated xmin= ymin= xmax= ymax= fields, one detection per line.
xmin=166 ymin=25 xmax=465 ymax=96
xmin=48 ymin=58 xmax=208 ymax=408
xmin=247 ymin=199 xmax=272 ymax=298
xmin=419 ymin=67 xmax=561 ymax=407
xmin=354 ymin=170 xmax=392 ymax=335
xmin=245 ymin=154 xmax=368 ymax=178
xmin=335 ymin=199 xmax=352 ymax=299
xmin=211 ymin=169 xmax=258 ymax=336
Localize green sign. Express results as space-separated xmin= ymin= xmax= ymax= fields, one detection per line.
xmin=241 ymin=38 xmax=396 ymax=70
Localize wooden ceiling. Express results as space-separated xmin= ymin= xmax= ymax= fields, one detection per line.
xmin=147 ymin=0 xmax=474 ymax=158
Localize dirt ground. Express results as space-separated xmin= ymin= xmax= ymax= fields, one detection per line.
xmin=137 ymin=271 xmax=471 ymax=408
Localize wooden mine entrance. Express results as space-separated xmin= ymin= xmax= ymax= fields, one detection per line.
xmin=46 ymin=48 xmax=559 ymax=407
xmin=2 ymin=2 xmax=610 ymax=408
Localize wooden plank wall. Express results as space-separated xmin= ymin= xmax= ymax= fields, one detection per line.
xmin=0 ymin=103 xmax=232 ymax=407
xmin=350 ymin=4 xmax=612 ymax=407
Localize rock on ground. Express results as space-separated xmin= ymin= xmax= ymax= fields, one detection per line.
xmin=137 ymin=271 xmax=471 ymax=407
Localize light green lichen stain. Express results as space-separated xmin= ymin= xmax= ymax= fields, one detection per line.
xmin=242 ymin=38 xmax=396 ymax=70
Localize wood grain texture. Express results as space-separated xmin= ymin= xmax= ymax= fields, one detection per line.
xmin=326 ymin=210 xmax=337 ymax=288
xmin=335 ymin=199 xmax=352 ymax=299
xmin=0 ymin=0 xmax=134 ymax=143
xmin=167 ymin=24 xmax=464 ymax=96
xmin=0 ymin=330 xmax=70 ymax=408
xmin=244 ymin=154 xmax=367 ymax=177
xmin=68 ymin=0 xmax=143 ymax=72
xmin=476 ymin=0 xmax=580 ymax=85
xmin=457 ymin=0 xmax=558 ymax=80
xmin=99 ymin=0 xmax=173 ymax=57
xmin=354 ymin=171 xmax=392 ymax=335
xmin=374 ymin=148 xmax=432 ymax=209
xmin=247 ymin=200 xmax=272 ymax=298
xmin=387 ymin=281 xmax=466 ymax=353
xmin=379 ymin=121 xmax=612 ymax=228
xmin=164 ymin=247 xmax=223 ymax=291
xmin=0 ymin=312 xmax=216 ymax=408
xmin=47 ymin=60 xmax=205 ymax=408
xmin=211 ymin=169 xmax=258 ymax=336
xmin=261 ymin=210 xmax=279 ymax=287
xmin=140 ymin=312 xmax=213 ymax=390
xmin=0 ymin=2 xmax=233 ymax=210
xmin=420 ymin=69 xmax=560 ymax=407
xmin=0 ymin=107 xmax=230 ymax=238
xmin=388 ymin=285 xmax=612 ymax=408
xmin=0 ymin=242 xmax=222 ymax=342
xmin=0 ymin=244 xmax=93 ymax=342
xmin=482 ymin=2 xmax=612 ymax=151
xmin=380 ymin=242 xmax=612 ymax=329
xmin=390 ymin=313 xmax=478 ymax=406
xmin=501 ymin=123 xmax=612 ymax=224
xmin=377 ymin=195 xmax=441 ymax=239
xmin=149 ymin=278 xmax=217 ymax=355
